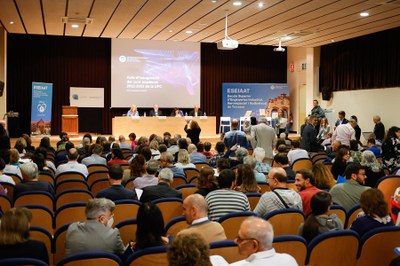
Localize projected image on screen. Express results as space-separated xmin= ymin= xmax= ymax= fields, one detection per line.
xmin=112 ymin=39 xmax=200 ymax=108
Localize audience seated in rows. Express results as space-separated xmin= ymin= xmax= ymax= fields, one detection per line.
xmin=56 ymin=147 xmax=88 ymax=178
xmin=252 ymin=147 xmax=271 ymax=174
xmin=175 ymin=149 xmax=196 ymax=169
xmin=195 ymin=166 xmax=218 ymax=197
xmin=132 ymin=158 xmax=159 ymax=189
xmin=295 ymin=169 xmax=323 ymax=216
xmin=273 ymin=153 xmax=295 ymax=180
xmin=168 ymin=233 xmax=210 ymax=266
xmin=140 ymin=168 xmax=182 ymax=203
xmin=160 ymin=152 xmax=185 ymax=177
xmin=188 ymin=144 xmax=207 ymax=164
xmin=81 ymin=144 xmax=107 ymax=167
xmin=287 ymin=139 xmax=308 ymax=165
xmin=243 ymin=156 xmax=266 ymax=182
xmin=234 ymin=164 xmax=261 ymax=193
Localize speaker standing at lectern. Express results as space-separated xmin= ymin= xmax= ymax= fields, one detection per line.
xmin=126 ymin=105 xmax=139 ymax=117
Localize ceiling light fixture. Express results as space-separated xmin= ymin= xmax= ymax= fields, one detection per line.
xmin=9 ymin=21 xmax=14 ymax=24
xmin=360 ymin=12 xmax=369 ymax=17
xmin=71 ymin=24 xmax=79 ymax=28
xmin=233 ymin=1 xmax=242 ymax=6
xmin=273 ymin=38 xmax=285 ymax=52
xmin=185 ymin=30 xmax=193 ymax=34
xmin=258 ymin=2 xmax=264 ymax=8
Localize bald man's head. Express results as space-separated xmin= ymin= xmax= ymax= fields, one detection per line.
xmin=182 ymin=194 xmax=208 ymax=224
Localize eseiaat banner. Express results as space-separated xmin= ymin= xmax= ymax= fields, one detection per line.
xmin=31 ymin=82 xmax=53 ymax=135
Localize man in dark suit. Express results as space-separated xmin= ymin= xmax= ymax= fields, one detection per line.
xmin=149 ymin=104 xmax=163 ymax=117
xmin=188 ymin=104 xmax=203 ymax=117
xmin=301 ymin=115 xmax=322 ymax=152
xmin=334 ymin=110 xmax=348 ymax=128
xmin=140 ymin=168 xmax=182 ymax=202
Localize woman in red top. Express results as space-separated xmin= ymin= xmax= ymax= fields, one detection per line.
xmin=107 ymin=148 xmax=128 ymax=167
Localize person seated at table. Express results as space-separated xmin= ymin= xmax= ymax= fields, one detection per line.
xmin=189 ymin=104 xmax=203 ymax=117
xmin=126 ymin=105 xmax=139 ymax=117
xmin=149 ymin=104 xmax=163 ymax=117
xmin=171 ymin=107 xmax=184 ymax=117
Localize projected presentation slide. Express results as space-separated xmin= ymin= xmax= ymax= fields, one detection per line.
xmin=111 ymin=39 xmax=200 ymax=108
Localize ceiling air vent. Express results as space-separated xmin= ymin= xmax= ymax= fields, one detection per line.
xmin=61 ymin=17 xmax=93 ymax=25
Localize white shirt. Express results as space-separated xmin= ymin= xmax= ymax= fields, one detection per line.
xmin=287 ymin=149 xmax=309 ymax=164
xmin=229 ymin=249 xmax=298 ymax=266
xmin=332 ymin=123 xmax=355 ymax=146
xmin=56 ymin=161 xmax=89 ymax=178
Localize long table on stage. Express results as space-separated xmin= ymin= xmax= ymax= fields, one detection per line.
xmin=112 ymin=116 xmax=217 ymax=138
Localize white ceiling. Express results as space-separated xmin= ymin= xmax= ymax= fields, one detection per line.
xmin=0 ymin=0 xmax=399 ymax=48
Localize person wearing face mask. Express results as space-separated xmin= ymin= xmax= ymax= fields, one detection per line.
xmin=65 ymin=198 xmax=125 ymax=256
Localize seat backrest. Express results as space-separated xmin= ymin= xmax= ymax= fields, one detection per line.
xmin=25 ymin=205 xmax=54 ymax=233
xmin=245 ymin=193 xmax=261 ymax=211
xmin=183 ymin=167 xmax=200 ymax=181
xmin=57 ymin=251 xmax=122 ymax=266
xmin=176 ymin=184 xmax=197 ymax=199
xmin=0 ymin=258 xmax=48 ymax=266
xmin=329 ymin=205 xmax=347 ymax=226
xmin=346 ymin=204 xmax=362 ymax=228
xmin=153 ymin=198 xmax=183 ymax=225
xmin=164 ymin=216 xmax=187 ymax=237
xmin=306 ymin=230 xmax=359 ymax=266
xmin=0 ymin=194 xmax=12 ymax=212
xmin=89 ymin=178 xmax=110 ymax=196
xmin=38 ymin=172 xmax=55 ymax=187
xmin=188 ymin=176 xmax=199 ymax=184
xmin=55 ymin=189 xmax=93 ymax=209
xmin=115 ymin=218 xmax=137 ymax=246
xmin=86 ymin=170 xmax=109 ymax=187
xmin=53 ymin=223 xmax=70 ymax=264
xmin=29 ymin=226 xmax=53 ymax=265
xmin=114 ymin=199 xmax=142 ymax=225
xmin=263 ymin=209 xmax=305 ymax=236
xmin=273 ymin=235 xmax=307 ymax=266
xmin=171 ymin=176 xmax=187 ymax=188
xmin=124 ymin=177 xmax=135 ymax=189
xmin=291 ymin=158 xmax=312 ymax=172
xmin=357 ymin=226 xmax=400 ymax=266
xmin=5 ymin=173 xmax=22 ymax=184
xmin=87 ymin=164 xmax=109 ymax=174
xmin=209 ymin=240 xmax=246 ymax=264
xmin=55 ymin=171 xmax=86 ymax=184
xmin=218 ymin=211 xmax=256 ymax=240
xmin=194 ymin=162 xmax=210 ymax=172
xmin=56 ymin=179 xmax=89 ymax=195
xmin=125 ymin=246 xmax=168 ymax=266
xmin=14 ymin=191 xmax=55 ymax=212
xmin=0 ymin=182 xmax=15 ymax=201
xmin=376 ymin=175 xmax=400 ymax=209
xmin=54 ymin=202 xmax=87 ymax=230
xmin=257 ymin=181 xmax=270 ymax=193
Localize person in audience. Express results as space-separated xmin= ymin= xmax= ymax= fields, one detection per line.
xmin=38 ymin=136 xmax=54 ymax=152
xmin=332 ymin=118 xmax=357 ymax=147
xmin=107 ymin=148 xmax=128 ymax=167
xmin=149 ymin=104 xmax=163 ymax=117
xmin=316 ymin=117 xmax=330 ymax=143
xmin=311 ymin=163 xmax=336 ymax=190
xmin=133 ymin=159 xmax=159 ymax=189
xmin=14 ymin=138 xmax=27 ymax=158
xmin=252 ymin=147 xmax=271 ymax=174
xmin=229 ymin=217 xmax=297 ymax=265
xmin=126 ymin=104 xmax=139 ymax=117
xmin=9 ymin=148 xmax=22 ymax=167
xmin=160 ymin=152 xmax=185 ymax=177
xmin=118 ymin=135 xmax=132 ymax=150
xmin=1 ymin=149 xmax=22 ymax=178
xmin=301 ymin=115 xmax=322 ymax=152
xmin=128 ymin=132 xmax=137 ymax=151
xmin=188 ymin=144 xmax=207 ymax=164
xmin=0 ymin=123 xmax=10 ymax=151
xmin=287 ymin=139 xmax=309 ymax=165
xmin=205 ymin=169 xmax=250 ymax=221
xmin=184 ymin=120 xmax=201 ymax=145
xmin=209 ymin=141 xmax=226 ymax=168
xmin=390 ymin=187 xmax=400 ymax=225
xmin=140 ymin=168 xmax=182 ymax=202
xmin=96 ymin=164 xmax=137 ymax=201
xmin=295 ymin=169 xmax=323 ymax=215
xmin=331 ymin=147 xmax=350 ymax=179
xmin=310 ymin=99 xmax=325 ymax=119
xmin=0 ymin=207 xmax=49 ymax=263
xmin=251 ymin=116 xmax=276 ymax=161
xmin=81 ymin=144 xmax=107 ymax=167
xmin=350 ymin=115 xmax=362 ymax=146
xmin=188 ymin=104 xmax=203 ymax=117
xmin=298 ymin=192 xmax=342 ymax=243
xmin=21 ymin=134 xmax=35 ymax=153
xmin=273 ymin=153 xmax=296 ymax=180
xmin=56 ymin=133 xmax=69 ymax=151
xmin=65 ymin=198 xmax=125 ymax=255
xmin=360 ymin=150 xmax=385 ymax=188
xmin=326 ymin=140 xmax=342 ymax=160
xmin=330 ymin=164 xmax=370 ymax=212
xmin=32 ymin=151 xmax=52 ymax=175
xmin=168 ymin=233 xmax=210 ymax=266
xmin=149 ymin=140 xmax=161 ymax=160
xmin=366 ymin=138 xmax=381 ymax=157
xmin=254 ymin=167 xmax=302 ymax=217
xmin=350 ymin=188 xmax=394 ymax=237
xmin=216 ymin=158 xmax=231 ymax=174
xmin=195 ymin=166 xmax=218 ymax=197
xmin=202 ymin=142 xmax=213 ymax=157
xmin=0 ymin=158 xmax=15 ymax=185
xmin=349 ymin=139 xmax=362 ymax=163
xmin=175 ymin=149 xmax=196 ymax=169
xmin=243 ymin=155 xmax=266 ymax=182
xmin=34 ymin=147 xmax=56 ymax=173
xmin=382 ymin=126 xmax=400 ymax=172
xmin=334 ymin=110 xmax=348 ymax=128
xmin=14 ymin=162 xmax=54 ymax=200
xmin=123 ymin=154 xmax=146 ymax=181
xmin=224 ymin=119 xmax=249 ymax=156
xmin=234 ymin=164 xmax=261 ymax=193
xmin=373 ymin=115 xmax=385 ymax=143
xmin=76 ymin=136 xmax=91 ymax=156
xmin=55 ymin=147 xmax=88 ymax=178
xmin=179 ymin=194 xmax=226 ymax=243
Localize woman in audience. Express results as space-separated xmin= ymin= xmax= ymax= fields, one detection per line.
xmin=317 ymin=117 xmax=330 ymax=143
xmin=38 ymin=136 xmax=55 ymax=152
xmin=382 ymin=126 xmax=400 ymax=172
xmin=350 ymin=188 xmax=394 ymax=237
xmin=253 ymin=147 xmax=271 ymax=174
xmin=128 ymin=132 xmax=137 ymax=151
xmin=349 ymin=139 xmax=362 ymax=163
xmin=9 ymin=148 xmax=22 ymax=167
xmin=350 ymin=115 xmax=363 ymax=146
xmin=149 ymin=140 xmax=161 ymax=160
xmin=34 ymin=147 xmax=56 ymax=174
xmin=234 ymin=164 xmax=261 ymax=193
xmin=0 ymin=158 xmax=15 ymax=185
xmin=32 ymin=152 xmax=52 ymax=175
xmin=311 ymin=163 xmax=336 ymax=190
xmin=14 ymin=138 xmax=27 ymax=158
xmin=331 ymin=147 xmax=350 ymax=179
xmin=1 ymin=149 xmax=22 ymax=178
xmin=360 ymin=150 xmax=385 ymax=187
xmin=0 ymin=207 xmax=49 ymax=263
xmin=184 ymin=120 xmax=201 ymax=145
xmin=195 ymin=166 xmax=218 ymax=197
xmin=123 ymin=154 xmax=147 ymax=182
xmin=298 ymin=192 xmax=342 ymax=243
xmin=133 ymin=159 xmax=159 ymax=189
xmin=208 ymin=141 xmax=226 ymax=168
xmin=107 ymin=148 xmax=128 ymax=167
xmin=167 ymin=233 xmax=210 ymax=266
xmin=175 ymin=149 xmax=196 ymax=169
xmin=21 ymin=134 xmax=35 ymax=153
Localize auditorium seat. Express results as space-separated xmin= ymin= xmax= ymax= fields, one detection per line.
xmin=0 ymin=194 xmax=12 ymax=212
xmin=176 ymin=184 xmax=197 ymax=199
xmin=164 ymin=216 xmax=187 ymax=237
xmin=89 ymin=177 xmax=110 ymax=196
xmin=55 ymin=171 xmax=86 ymax=185
xmin=329 ymin=204 xmax=347 ymax=226
xmin=183 ymin=167 xmax=200 ymax=181
xmin=87 ymin=164 xmax=109 ymax=174
xmin=291 ymin=158 xmax=312 ymax=172
xmin=114 ymin=199 xmax=141 ymax=225
xmin=171 ymin=175 xmax=187 ymax=188
xmin=273 ymin=235 xmax=307 ymax=266
xmin=219 ymin=117 xmax=231 ymax=133
xmin=86 ymin=170 xmax=109 ymax=187
xmin=55 ymin=189 xmax=93 ymax=210
xmin=57 ymin=251 xmax=122 ymax=266
xmin=14 ymin=191 xmax=55 ymax=212
xmin=346 ymin=204 xmax=362 ymax=229
xmin=263 ymin=209 xmax=304 ymax=236
xmin=114 ymin=218 xmax=138 ymax=246
xmin=0 ymin=182 xmax=14 ymax=202
xmin=209 ymin=240 xmax=246 ymax=264
xmin=53 ymin=223 xmax=70 ymax=265
xmin=54 ymin=202 xmax=86 ymax=231
xmin=152 ymin=198 xmax=183 ymax=225
xmin=217 ymin=211 xmax=257 ymax=240
xmin=25 ymin=204 xmax=54 ymax=233
xmin=125 ymin=246 xmax=168 ymax=266
xmin=55 ymin=179 xmax=89 ymax=195
xmin=376 ymin=175 xmax=400 ymax=209
xmin=29 ymin=226 xmax=53 ymax=265
xmin=245 ymin=192 xmax=261 ymax=211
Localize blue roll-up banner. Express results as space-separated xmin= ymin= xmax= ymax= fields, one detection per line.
xmin=222 ymin=83 xmax=290 ymax=121
xmin=31 ymin=82 xmax=53 ymax=135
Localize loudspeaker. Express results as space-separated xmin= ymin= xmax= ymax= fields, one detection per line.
xmin=321 ymin=86 xmax=332 ymax=101
xmin=0 ymin=81 xmax=4 ymax=97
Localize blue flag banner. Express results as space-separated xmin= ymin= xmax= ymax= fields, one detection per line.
xmin=31 ymin=82 xmax=53 ymax=135
xmin=222 ymin=83 xmax=290 ymax=121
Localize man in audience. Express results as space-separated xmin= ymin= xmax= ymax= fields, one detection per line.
xmin=65 ymin=198 xmax=125 ymax=255
xmin=140 ymin=168 xmax=182 ymax=202
xmin=330 ymin=163 xmax=370 ymax=212
xmin=206 ymin=169 xmax=250 ymax=221
xmin=96 ymin=165 xmax=137 ymax=201
xmin=366 ymin=138 xmax=381 ymax=157
xmin=332 ymin=118 xmax=357 ymax=147
xmin=188 ymin=143 xmax=207 ymax=163
xmin=133 ymin=159 xmax=159 ymax=189
xmin=189 ymin=104 xmax=203 ymax=117
xmin=251 ymin=116 xmax=276 ymax=161
xmin=55 ymin=147 xmax=88 ymax=178
xmin=202 ymin=142 xmax=213 ymax=157
xmin=373 ymin=115 xmax=385 ymax=143
xmin=167 ymin=138 xmax=179 ymax=156
xmin=295 ymin=169 xmax=322 ymax=215
xmin=160 ymin=151 xmax=185 ymax=177
xmin=81 ymin=144 xmax=107 ymax=166
xmin=334 ymin=110 xmax=348 ymax=128
xmin=310 ymin=100 xmax=325 ymax=119
xmin=287 ymin=139 xmax=309 ymax=165
xmin=273 ymin=153 xmax=295 ymax=180
xmin=14 ymin=162 xmax=54 ymax=200
xmin=243 ymin=155 xmax=266 ymax=182
xmin=326 ymin=140 xmax=342 ymax=159
xmin=118 ymin=135 xmax=132 ymax=150
xmin=229 ymin=217 xmax=298 ymax=265
xmin=254 ymin=167 xmax=302 ymax=217
xmin=178 ymin=194 xmax=226 ymax=243
xmin=301 ymin=115 xmax=321 ymax=152
xmin=224 ymin=119 xmax=249 ymax=155
xmin=209 ymin=141 xmax=226 ymax=168
xmin=149 ymin=104 xmax=163 ymax=117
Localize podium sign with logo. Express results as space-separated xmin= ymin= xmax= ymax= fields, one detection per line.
xmin=31 ymin=82 xmax=53 ymax=135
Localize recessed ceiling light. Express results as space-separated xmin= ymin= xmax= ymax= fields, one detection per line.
xmin=169 ymin=30 xmax=173 ymax=33
xmin=258 ymin=2 xmax=264 ymax=8
xmin=71 ymin=24 xmax=79 ymax=28
xmin=331 ymin=39 xmax=335 ymax=43
xmin=233 ymin=1 xmax=242 ymax=6
xmin=185 ymin=30 xmax=193 ymax=34
xmin=211 ymin=0 xmax=217 ymax=3
xmin=9 ymin=21 xmax=14 ymax=24
xmin=360 ymin=12 xmax=369 ymax=17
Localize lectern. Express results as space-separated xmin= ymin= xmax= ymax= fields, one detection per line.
xmin=62 ymin=106 xmax=78 ymax=135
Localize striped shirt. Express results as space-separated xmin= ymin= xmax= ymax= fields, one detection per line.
xmin=206 ymin=189 xmax=250 ymax=221
xmin=253 ymin=188 xmax=303 ymax=217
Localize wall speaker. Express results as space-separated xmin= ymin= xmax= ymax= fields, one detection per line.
xmin=0 ymin=81 xmax=4 ymax=97
xmin=321 ymin=86 xmax=332 ymax=101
